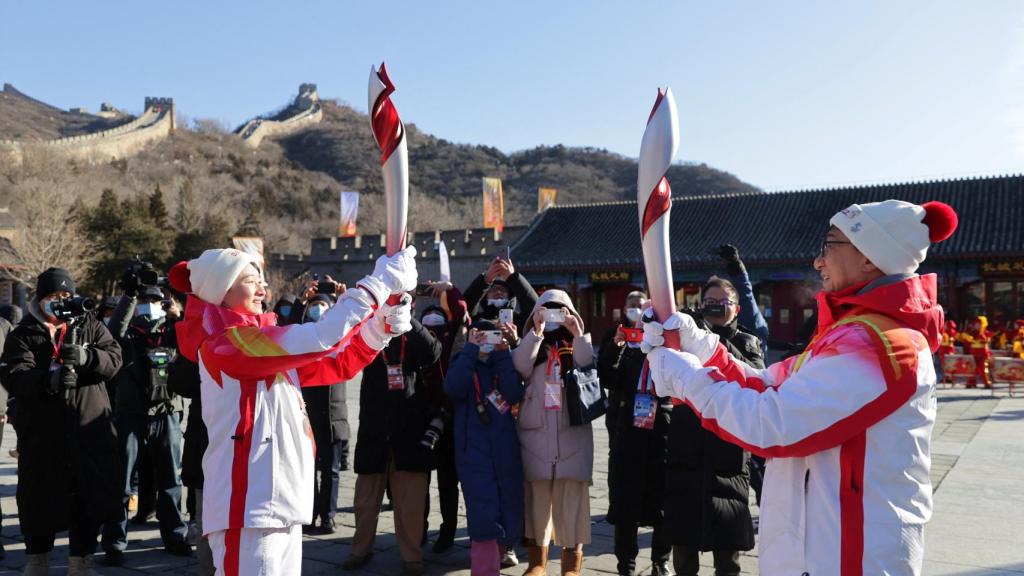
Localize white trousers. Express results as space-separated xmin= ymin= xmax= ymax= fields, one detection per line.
xmin=208 ymin=525 xmax=302 ymax=576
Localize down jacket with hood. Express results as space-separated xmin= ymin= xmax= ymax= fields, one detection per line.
xmin=649 ymin=273 xmax=943 ymax=576
xmin=512 ymin=290 xmax=596 ymax=483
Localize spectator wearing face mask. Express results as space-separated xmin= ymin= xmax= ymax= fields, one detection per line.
xmin=716 ymin=245 xmax=768 ymax=356
xmin=660 ymin=277 xmax=762 ymax=576
xmin=601 ymin=295 xmax=673 ymax=576
xmin=415 ymin=281 xmax=469 ymax=553
xmin=101 ymin=283 xmax=193 ymax=566
xmin=0 ymin=267 xmax=123 ymax=575
xmin=598 ymin=291 xmax=648 ymax=451
xmin=298 ymin=293 xmax=352 ymax=535
xmin=513 ymin=290 xmax=595 ymax=576
xmin=272 ymin=293 xmax=299 ymax=326
xmin=444 ymin=319 xmax=525 ymax=575
xmin=463 ymin=256 xmax=539 ymax=335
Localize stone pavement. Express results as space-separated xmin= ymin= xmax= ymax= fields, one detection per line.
xmin=0 ymin=381 xmax=1018 ymax=575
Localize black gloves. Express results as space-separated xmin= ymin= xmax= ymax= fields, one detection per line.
xmin=60 ymin=343 xmax=91 ymax=368
xmin=717 ymin=244 xmax=745 ymax=277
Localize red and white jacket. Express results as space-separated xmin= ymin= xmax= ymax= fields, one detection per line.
xmin=656 ymin=275 xmax=943 ymax=576
xmin=176 ymin=288 xmax=381 ymax=535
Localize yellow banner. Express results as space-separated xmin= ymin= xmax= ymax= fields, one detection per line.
xmin=538 ymin=187 xmax=557 ymax=212
xmin=483 ymin=177 xmax=504 ymax=232
xmin=339 ymin=191 xmax=359 ymax=237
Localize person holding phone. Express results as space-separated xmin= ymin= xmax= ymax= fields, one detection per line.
xmin=512 ymin=290 xmax=595 ymax=576
xmin=600 ymin=293 xmax=674 ymax=576
xmin=598 ymin=291 xmax=648 ymax=463
xmin=444 ymin=320 xmax=525 ymax=575
xmin=462 ymin=254 xmax=539 ymax=337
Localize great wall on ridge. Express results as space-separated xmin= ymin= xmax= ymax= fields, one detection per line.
xmin=0 ymin=82 xmax=322 ymax=163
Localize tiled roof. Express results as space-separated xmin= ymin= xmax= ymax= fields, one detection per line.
xmin=511 ymin=174 xmax=1024 ymax=271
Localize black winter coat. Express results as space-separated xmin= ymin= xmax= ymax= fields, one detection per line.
xmin=354 ymin=319 xmax=442 ymax=474
xmin=663 ymin=317 xmax=763 ymax=551
xmin=604 ymin=345 xmax=673 ymax=527
xmin=168 ymin=355 xmax=206 ymax=489
xmin=302 ymin=380 xmax=350 ymax=442
xmin=0 ymin=311 xmax=123 ymax=536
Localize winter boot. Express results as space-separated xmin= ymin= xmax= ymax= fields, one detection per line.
xmin=67 ymin=554 xmax=99 ymax=576
xmin=523 ymin=540 xmax=548 ymax=576
xmin=22 ymin=553 xmax=48 ymax=576
xmin=561 ymin=547 xmax=583 ymax=576
xmin=471 ymin=539 xmax=501 ymax=576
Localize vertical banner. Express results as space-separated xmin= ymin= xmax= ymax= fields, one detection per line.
xmin=482 ymin=177 xmax=505 ymax=232
xmin=438 ymin=240 xmax=451 ymax=283
xmin=538 ymin=187 xmax=557 ymax=212
xmin=231 ymin=236 xmax=265 ymax=268
xmin=339 ymin=191 xmax=360 ymax=237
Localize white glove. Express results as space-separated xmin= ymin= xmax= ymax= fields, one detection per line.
xmin=361 ymin=294 xmax=413 ymax=350
xmin=373 ymin=246 xmax=418 ymax=296
xmin=648 ymin=347 xmax=714 ymax=400
xmin=640 ymin=309 xmax=719 ymax=363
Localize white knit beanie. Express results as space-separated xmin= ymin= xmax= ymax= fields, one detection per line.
xmin=186 ymin=249 xmax=260 ymax=305
xmin=830 ymin=200 xmax=958 ymax=275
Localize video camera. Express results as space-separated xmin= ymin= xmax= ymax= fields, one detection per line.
xmin=49 ymin=296 xmax=97 ymax=322
xmin=122 ymin=256 xmax=167 ymax=294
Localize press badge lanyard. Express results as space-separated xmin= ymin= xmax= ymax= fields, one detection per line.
xmin=633 ymin=360 xmax=657 ymax=429
xmin=544 ymin=342 xmax=564 ymax=411
xmin=51 ymin=325 xmax=68 ymax=364
xmin=382 ymin=336 xmax=406 ymax=391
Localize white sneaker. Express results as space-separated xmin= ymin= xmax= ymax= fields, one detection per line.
xmin=501 ymin=546 xmax=519 ymax=567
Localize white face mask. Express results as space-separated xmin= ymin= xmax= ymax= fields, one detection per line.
xmin=307 ymin=303 xmax=329 ymax=322
xmin=479 ymin=343 xmax=495 ymax=354
xmin=625 ymin=307 xmax=642 ymax=323
xmin=543 ymin=322 xmax=561 ymax=332
xmin=422 ymin=313 xmax=446 ymax=327
xmin=487 ymin=298 xmax=509 ymax=308
xmin=103 ymin=316 xmax=112 ymax=326
xmin=136 ymin=303 xmax=166 ymax=321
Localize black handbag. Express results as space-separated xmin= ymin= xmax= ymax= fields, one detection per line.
xmin=564 ymin=364 xmax=606 ymax=426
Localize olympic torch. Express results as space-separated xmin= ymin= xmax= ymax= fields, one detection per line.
xmin=637 ymin=87 xmax=680 ymax=349
xmin=369 ymin=62 xmax=409 ymax=312
xmin=368 ymin=62 xmax=409 ymax=257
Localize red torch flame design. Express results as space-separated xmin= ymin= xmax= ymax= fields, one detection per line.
xmin=370 ymin=62 xmax=406 ymax=167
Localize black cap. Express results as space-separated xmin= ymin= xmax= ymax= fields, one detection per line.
xmin=36 ymin=267 xmax=75 ymax=300
xmin=137 ymin=285 xmax=165 ymax=301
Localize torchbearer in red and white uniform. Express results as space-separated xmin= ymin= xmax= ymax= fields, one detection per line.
xmin=169 ymin=246 xmax=418 ymax=576
xmin=642 ymin=200 xmax=958 ymax=576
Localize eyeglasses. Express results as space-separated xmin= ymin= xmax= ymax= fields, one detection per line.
xmin=819 ymin=239 xmax=853 ymax=257
xmin=702 ymin=298 xmax=735 ymax=307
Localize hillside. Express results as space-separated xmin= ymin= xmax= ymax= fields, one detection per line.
xmin=0 ymin=87 xmax=760 ymax=259
xmin=0 ymin=83 xmax=131 ymax=141
xmin=279 ymin=101 xmax=761 ymax=227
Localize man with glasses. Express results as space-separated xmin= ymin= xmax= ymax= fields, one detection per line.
xmin=643 ymin=200 xmax=958 ymax=575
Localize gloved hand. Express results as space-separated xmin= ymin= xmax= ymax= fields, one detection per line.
xmin=60 ymin=343 xmax=91 ymax=368
xmin=361 ymin=294 xmax=413 ymax=350
xmin=374 ymin=246 xmax=418 ymax=295
xmin=648 ymin=347 xmax=714 ymax=400
xmin=716 ymin=244 xmax=745 ymax=276
xmin=717 ymin=244 xmax=740 ymax=263
xmin=358 ymin=246 xmax=418 ymax=306
xmin=641 ymin=309 xmax=720 ymax=363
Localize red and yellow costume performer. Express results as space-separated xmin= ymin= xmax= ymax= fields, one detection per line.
xmin=937 ymin=320 xmax=957 ymax=370
xmin=1012 ymin=320 xmax=1024 ymax=360
xmin=957 ymin=316 xmax=992 ymax=387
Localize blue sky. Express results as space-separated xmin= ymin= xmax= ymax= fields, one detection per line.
xmin=3 ymin=1 xmax=1022 ymax=190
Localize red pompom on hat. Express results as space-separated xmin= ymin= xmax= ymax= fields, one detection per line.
xmin=169 ymin=261 xmax=192 ymax=294
xmin=921 ymin=201 xmax=958 ymax=243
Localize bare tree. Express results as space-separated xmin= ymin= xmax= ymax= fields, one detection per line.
xmin=5 ymin=180 xmax=96 ymax=292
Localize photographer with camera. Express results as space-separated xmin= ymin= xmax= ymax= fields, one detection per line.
xmin=463 ymin=254 xmax=539 ymax=336
xmin=343 ymin=303 xmax=441 ymax=576
xmin=101 ymin=261 xmax=193 ymax=567
xmin=0 ymin=267 xmax=123 ymax=575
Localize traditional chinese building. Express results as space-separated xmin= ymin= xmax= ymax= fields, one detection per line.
xmin=509 ymin=174 xmax=1024 ymax=344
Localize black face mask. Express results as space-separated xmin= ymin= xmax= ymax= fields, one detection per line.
xmin=542 ymin=326 xmax=573 ymax=343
